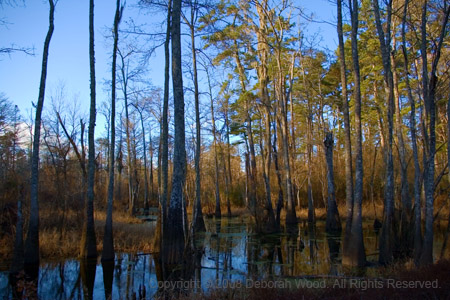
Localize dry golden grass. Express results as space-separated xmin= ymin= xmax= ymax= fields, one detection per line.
xmin=0 ymin=208 xmax=155 ymax=262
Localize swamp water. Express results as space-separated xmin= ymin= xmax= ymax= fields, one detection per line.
xmin=1 ymin=217 xmax=449 ymax=299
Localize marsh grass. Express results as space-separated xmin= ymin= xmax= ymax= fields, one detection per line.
xmin=0 ymin=207 xmax=155 ymax=262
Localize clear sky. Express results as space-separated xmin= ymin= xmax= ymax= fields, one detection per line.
xmin=0 ymin=0 xmax=338 ymax=136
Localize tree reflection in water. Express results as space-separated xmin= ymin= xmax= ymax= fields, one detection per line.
xmin=2 ymin=218 xmax=449 ymax=299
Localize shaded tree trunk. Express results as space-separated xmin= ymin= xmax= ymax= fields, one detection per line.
xmin=441 ymin=90 xmax=450 ymax=259
xmin=102 ymin=0 xmax=123 ymax=263
xmin=24 ymin=0 xmax=55 ymax=269
xmin=324 ymin=132 xmax=341 ymax=233
xmin=80 ymin=0 xmax=98 ymax=260
xmin=11 ymin=185 xmax=24 ymax=274
xmin=401 ymin=0 xmax=422 ymax=264
xmin=306 ymin=112 xmax=315 ymax=224
xmin=419 ymin=1 xmax=449 ymax=266
xmin=163 ymin=0 xmax=185 ymax=266
xmin=373 ymin=0 xmax=395 ymax=265
xmin=155 ymin=0 xmax=171 ymax=259
xmin=273 ymin=121 xmax=284 ymax=228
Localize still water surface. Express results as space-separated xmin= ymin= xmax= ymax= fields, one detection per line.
xmin=0 ymin=217 xmax=448 ymax=299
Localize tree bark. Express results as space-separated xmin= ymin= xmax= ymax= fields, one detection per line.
xmin=337 ymin=0 xmax=354 ymax=261
xmin=189 ymin=3 xmax=205 ymax=232
xmin=102 ymin=0 xmax=122 ymax=263
xmin=324 ymin=132 xmax=341 ymax=233
xmin=224 ymin=99 xmax=232 ymax=217
xmin=24 ymin=0 xmax=55 ymax=269
xmin=342 ymin=0 xmax=366 ymax=267
xmin=373 ymin=0 xmax=395 ymax=265
xmin=155 ymin=0 xmax=171 ymax=259
xmin=419 ymin=1 xmax=449 ymax=266
xmin=164 ymin=0 xmax=185 ymax=266
xmin=255 ymin=0 xmax=276 ymax=232
xmin=401 ymin=0 xmax=422 ymax=264
xmin=80 ymin=0 xmax=98 ymax=259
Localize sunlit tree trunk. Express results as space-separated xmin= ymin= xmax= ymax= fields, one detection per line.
xmin=234 ymin=49 xmax=257 ymax=217
xmin=255 ymin=0 xmax=275 ymax=232
xmin=80 ymin=0 xmax=98 ymax=259
xmin=164 ymin=0 xmax=185 ymax=266
xmin=224 ymin=100 xmax=232 ymax=217
xmin=337 ymin=0 xmax=354 ymax=262
xmin=118 ymin=50 xmax=136 ymax=217
xmin=343 ymin=0 xmax=366 ymax=267
xmin=209 ymin=71 xmax=221 ymax=219
xmin=189 ymin=2 xmax=205 ymax=232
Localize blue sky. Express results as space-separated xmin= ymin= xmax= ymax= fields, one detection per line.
xmin=0 ymin=0 xmax=338 ymax=137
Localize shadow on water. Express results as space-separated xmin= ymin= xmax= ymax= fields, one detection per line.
xmin=1 ymin=217 xmax=450 ymax=299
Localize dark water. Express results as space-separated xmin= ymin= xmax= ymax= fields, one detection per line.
xmin=1 ymin=217 xmax=449 ymax=299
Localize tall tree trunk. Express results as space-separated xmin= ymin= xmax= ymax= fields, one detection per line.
xmin=391 ymin=38 xmax=411 ymax=223
xmin=138 ymin=109 xmax=149 ymax=214
xmin=102 ymin=0 xmax=122 ymax=262
xmin=401 ymin=0 xmax=422 ymax=263
xmin=373 ymin=0 xmax=395 ymax=265
xmin=337 ymin=0 xmax=354 ymax=261
xmin=224 ymin=98 xmax=232 ymax=217
xmin=391 ymin=25 xmax=412 ymax=257
xmin=24 ymin=0 xmax=55 ymax=269
xmin=343 ymin=0 xmax=366 ymax=267
xmin=190 ymin=3 xmax=205 ymax=232
xmin=11 ymin=185 xmax=24 ymax=275
xmin=324 ymin=132 xmax=341 ymax=233
xmin=419 ymin=1 xmax=449 ymax=266
xmin=149 ymin=132 xmax=154 ymax=207
xmin=155 ymin=0 xmax=171 ymax=258
xmin=307 ymin=111 xmax=315 ymax=224
xmin=273 ymin=121 xmax=284 ymax=228
xmin=255 ymin=1 xmax=275 ymax=232
xmin=234 ymin=48 xmax=257 ymax=218
xmin=277 ymin=65 xmax=296 ymax=227
xmin=120 ymin=52 xmax=135 ymax=217
xmin=164 ymin=0 xmax=185 ymax=266
xmin=80 ymin=0 xmax=98 ymax=259
xmin=441 ymin=91 xmax=450 ymax=259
